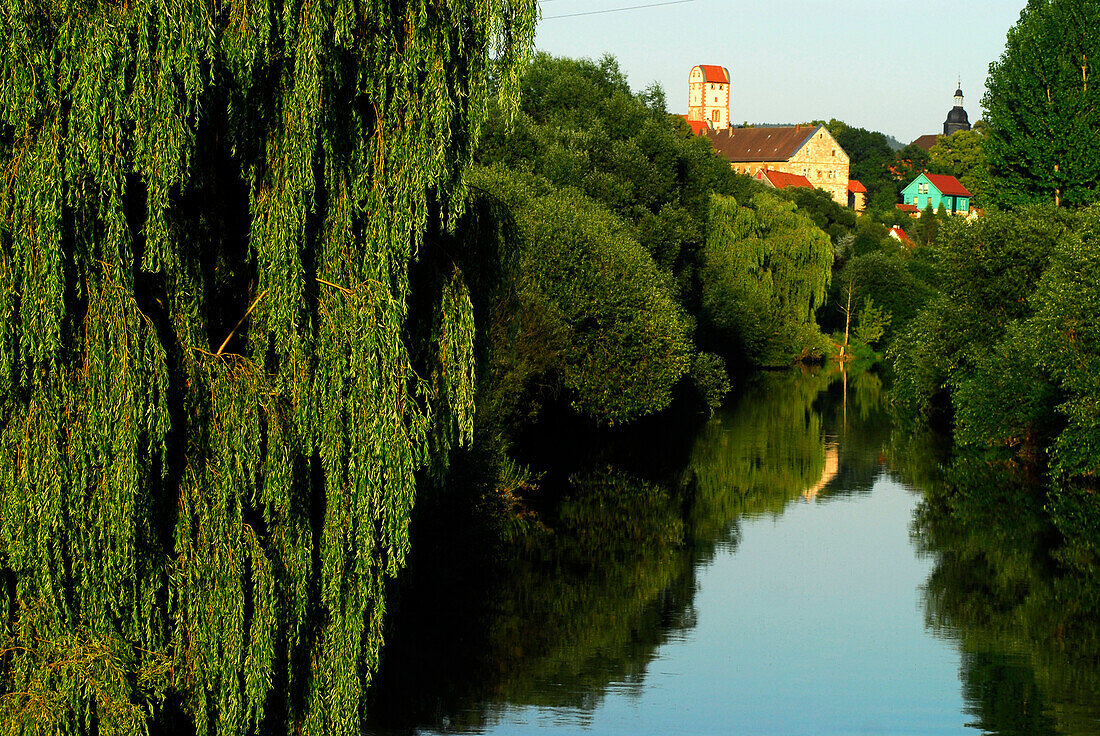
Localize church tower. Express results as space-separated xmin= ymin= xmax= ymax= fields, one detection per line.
xmin=943 ymin=82 xmax=971 ymax=135
xmin=687 ymin=65 xmax=730 ymax=130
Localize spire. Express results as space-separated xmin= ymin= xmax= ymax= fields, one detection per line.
xmin=954 ymin=78 xmax=964 ymax=107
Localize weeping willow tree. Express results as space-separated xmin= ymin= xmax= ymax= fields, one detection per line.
xmin=0 ymin=2 xmax=536 ymax=734
xmin=700 ymin=191 xmax=833 ymax=366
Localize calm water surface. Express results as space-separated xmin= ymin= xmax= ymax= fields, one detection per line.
xmin=366 ymin=370 xmax=1100 ymax=736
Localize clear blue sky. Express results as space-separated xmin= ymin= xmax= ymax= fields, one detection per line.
xmin=533 ymin=0 xmax=1026 ymax=144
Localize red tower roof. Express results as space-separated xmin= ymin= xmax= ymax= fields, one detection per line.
xmin=697 ymin=65 xmax=730 ymax=84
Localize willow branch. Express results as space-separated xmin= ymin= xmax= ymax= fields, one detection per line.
xmin=216 ymin=289 xmax=268 ymax=356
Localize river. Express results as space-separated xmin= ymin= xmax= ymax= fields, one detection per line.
xmin=364 ymin=368 xmax=1100 ymax=736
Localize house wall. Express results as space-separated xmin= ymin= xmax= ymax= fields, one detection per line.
xmin=687 ymin=66 xmax=729 ymax=129
xmin=848 ymin=190 xmax=866 ymax=213
xmin=901 ymin=176 xmax=936 ymax=210
xmin=901 ymin=176 xmax=970 ymax=214
xmin=731 ymin=159 xmax=787 ymax=177
xmin=785 ymin=127 xmax=850 ymax=205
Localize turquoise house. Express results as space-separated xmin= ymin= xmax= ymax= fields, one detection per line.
xmin=901 ymin=173 xmax=971 ymax=214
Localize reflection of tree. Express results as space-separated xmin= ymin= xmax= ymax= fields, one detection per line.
xmin=817 ymin=367 xmax=892 ymax=501
xmin=911 ymin=454 xmax=1100 ymax=736
xmin=365 ymin=468 xmax=698 ymax=734
xmin=684 ymin=369 xmax=833 ymax=555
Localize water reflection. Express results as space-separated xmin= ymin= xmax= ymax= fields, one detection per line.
xmin=366 ymin=366 xmax=872 ymax=734
xmin=910 ymin=455 xmax=1100 ymax=736
xmin=366 ymin=367 xmax=1100 ymax=735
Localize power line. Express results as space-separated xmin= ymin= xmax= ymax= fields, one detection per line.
xmin=542 ymin=0 xmax=695 ymax=20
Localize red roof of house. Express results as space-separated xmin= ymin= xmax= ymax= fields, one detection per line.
xmin=896 ymin=203 xmax=919 ymax=212
xmin=925 ymin=173 xmax=972 ymax=197
xmin=888 ymin=225 xmax=912 ymax=244
xmin=757 ymin=169 xmax=813 ymax=189
xmin=697 ymin=65 xmax=730 ymax=84
xmin=704 ymin=125 xmax=818 ymax=163
xmin=681 ymin=115 xmax=710 ymax=136
xmin=847 ymin=179 xmax=867 ymax=193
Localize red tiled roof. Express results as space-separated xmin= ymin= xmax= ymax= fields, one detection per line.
xmin=758 ymin=169 xmax=813 ymax=189
xmin=888 ymin=225 xmax=912 ymax=244
xmin=911 ymin=134 xmax=941 ymax=152
xmin=697 ymin=65 xmax=729 ymax=84
xmin=925 ymin=173 xmax=972 ymax=197
xmin=847 ymin=179 xmax=867 ymax=193
xmin=896 ymin=203 xmax=919 ymax=212
xmin=704 ymin=125 xmax=818 ymax=163
xmin=681 ymin=115 xmax=710 ymax=136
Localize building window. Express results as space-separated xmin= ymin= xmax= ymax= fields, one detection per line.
xmin=831 ymin=149 xmax=836 ymax=156
xmin=711 ymin=109 xmax=720 ymax=122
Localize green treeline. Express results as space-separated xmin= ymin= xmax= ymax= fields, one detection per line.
xmin=889 ymin=0 xmax=1100 ymax=572
xmin=411 ymin=53 xmax=853 ymax=574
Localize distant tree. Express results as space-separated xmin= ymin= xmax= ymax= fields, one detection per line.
xmin=928 ymin=125 xmax=992 ymax=208
xmin=477 ymin=52 xmax=759 ymax=296
xmin=918 ymin=203 xmax=940 ymax=245
xmin=776 ymin=186 xmax=856 ymax=243
xmin=823 ymin=251 xmax=936 ymax=342
xmin=890 ymin=206 xmax=1074 ymax=428
xmin=893 ymin=143 xmax=932 ymax=185
xmin=828 ymin=121 xmax=898 ymax=212
xmin=983 ymin=0 xmax=1100 ymax=207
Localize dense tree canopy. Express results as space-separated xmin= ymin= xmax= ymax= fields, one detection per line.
xmin=701 ymin=192 xmax=832 ymax=367
xmin=0 ymin=2 xmax=536 ymax=734
xmin=462 ymin=166 xmax=692 ymax=426
xmin=826 ymin=120 xmax=900 ymax=213
xmin=983 ymin=0 xmax=1100 ymax=207
xmin=927 ymin=125 xmax=991 ymax=209
xmin=890 ymin=205 xmax=1100 ymax=564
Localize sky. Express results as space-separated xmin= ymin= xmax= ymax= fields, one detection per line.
xmin=533 ymin=0 xmax=1027 ymax=144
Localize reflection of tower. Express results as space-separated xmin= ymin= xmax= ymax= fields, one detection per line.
xmin=943 ymin=81 xmax=971 ymax=135
xmin=687 ymin=65 xmax=730 ymax=130
xmin=802 ymin=442 xmax=839 ymax=501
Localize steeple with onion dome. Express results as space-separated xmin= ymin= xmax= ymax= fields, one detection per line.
xmin=943 ymin=80 xmax=971 ymax=135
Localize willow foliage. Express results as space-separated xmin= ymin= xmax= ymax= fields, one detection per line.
xmin=0 ymin=2 xmax=536 ymax=735
xmin=701 ymin=192 xmax=832 ymax=366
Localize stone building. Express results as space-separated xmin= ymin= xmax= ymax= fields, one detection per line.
xmin=687 ymin=65 xmax=730 ymax=130
xmin=704 ymin=124 xmax=851 ymax=205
